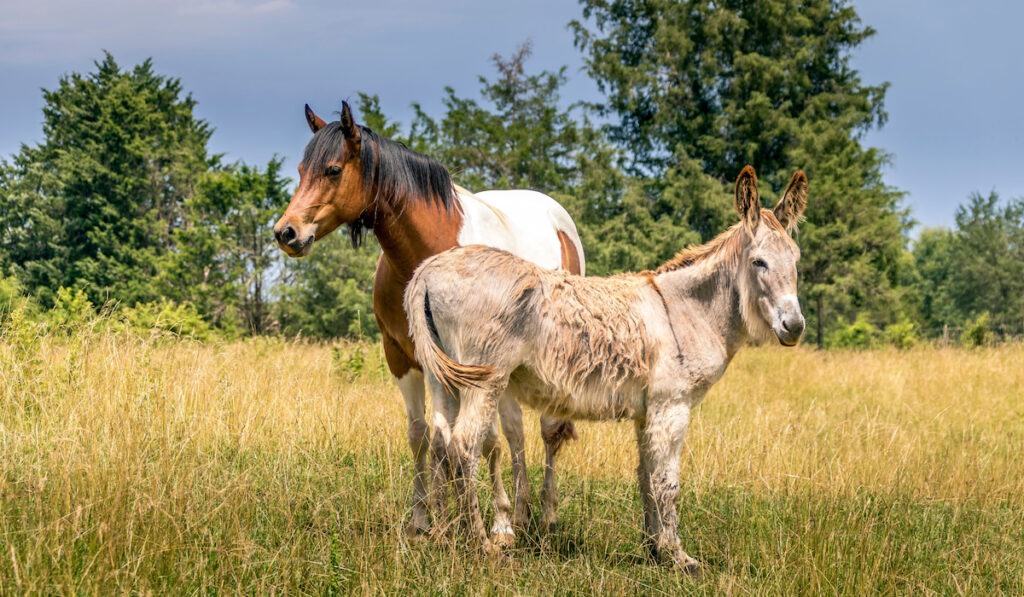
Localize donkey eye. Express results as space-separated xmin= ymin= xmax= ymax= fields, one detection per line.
xmin=753 ymin=258 xmax=768 ymax=270
xmin=325 ymin=165 xmax=342 ymax=177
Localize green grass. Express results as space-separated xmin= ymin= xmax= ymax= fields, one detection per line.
xmin=1 ymin=328 xmax=1022 ymax=594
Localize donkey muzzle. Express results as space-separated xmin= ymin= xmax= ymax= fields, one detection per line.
xmin=772 ymin=295 xmax=805 ymax=346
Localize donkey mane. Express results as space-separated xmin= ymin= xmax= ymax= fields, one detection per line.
xmin=302 ymin=121 xmax=457 ymax=246
xmin=654 ymin=210 xmax=792 ymax=275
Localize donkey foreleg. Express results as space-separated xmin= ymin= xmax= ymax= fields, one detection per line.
xmin=636 ymin=401 xmax=701 ymax=575
xmin=539 ymin=414 xmax=577 ymax=531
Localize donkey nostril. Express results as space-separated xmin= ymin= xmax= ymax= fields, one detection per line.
xmin=781 ymin=319 xmax=791 ymax=332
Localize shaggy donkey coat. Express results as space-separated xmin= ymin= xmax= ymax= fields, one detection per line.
xmin=404 ymin=166 xmax=808 ymax=572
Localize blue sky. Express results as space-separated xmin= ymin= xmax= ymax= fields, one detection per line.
xmin=2 ymin=0 xmax=1022 ymax=231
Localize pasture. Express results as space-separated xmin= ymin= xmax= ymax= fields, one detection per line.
xmin=1 ymin=327 xmax=1022 ymax=595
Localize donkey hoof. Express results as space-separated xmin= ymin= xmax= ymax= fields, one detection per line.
xmin=482 ymin=540 xmax=510 ymax=562
xmin=675 ymin=553 xmax=703 ymax=578
xmin=404 ymin=521 xmax=431 ymax=542
xmin=492 ymin=532 xmax=515 ymax=550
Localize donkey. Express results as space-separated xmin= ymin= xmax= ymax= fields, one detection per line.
xmin=272 ymin=102 xmax=583 ymax=544
xmin=404 ymin=166 xmax=807 ymax=571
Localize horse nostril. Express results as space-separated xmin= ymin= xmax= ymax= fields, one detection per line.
xmin=279 ymin=225 xmax=297 ymax=244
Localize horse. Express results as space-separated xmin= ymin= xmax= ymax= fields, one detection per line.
xmin=272 ymin=101 xmax=585 ymax=545
xmin=404 ymin=166 xmax=807 ymax=572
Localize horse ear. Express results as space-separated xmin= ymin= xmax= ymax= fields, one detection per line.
xmin=774 ymin=170 xmax=808 ymax=233
xmin=735 ymin=165 xmax=760 ymax=235
xmin=340 ymin=101 xmax=361 ymax=149
xmin=304 ymin=104 xmax=326 ymax=133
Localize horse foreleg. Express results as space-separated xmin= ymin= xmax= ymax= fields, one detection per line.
xmin=395 ymin=369 xmax=430 ymax=540
xmin=539 ymin=414 xmax=577 ymax=531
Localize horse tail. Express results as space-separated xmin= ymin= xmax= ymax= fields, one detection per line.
xmin=405 ymin=272 xmax=495 ymax=394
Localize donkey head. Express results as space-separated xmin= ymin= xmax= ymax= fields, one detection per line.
xmin=734 ymin=166 xmax=808 ymax=346
xmin=273 ymin=102 xmax=371 ymax=257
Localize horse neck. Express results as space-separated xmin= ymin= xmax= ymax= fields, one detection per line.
xmin=371 ymin=192 xmax=463 ymax=281
xmin=655 ymin=259 xmax=749 ymax=359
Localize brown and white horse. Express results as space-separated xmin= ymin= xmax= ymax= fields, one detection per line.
xmin=272 ymin=101 xmax=584 ymax=543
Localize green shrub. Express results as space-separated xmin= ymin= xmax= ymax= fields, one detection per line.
xmin=961 ymin=312 xmax=991 ymax=347
xmin=882 ymin=319 xmax=918 ymax=349
xmin=827 ymin=315 xmax=878 ymax=349
xmin=0 ymin=275 xmax=31 ymax=318
xmin=118 ymin=300 xmax=215 ymax=341
xmin=46 ymin=287 xmax=95 ymax=332
xmin=332 ymin=342 xmax=367 ymax=381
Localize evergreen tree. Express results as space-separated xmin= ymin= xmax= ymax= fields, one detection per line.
xmin=911 ymin=227 xmax=959 ymax=332
xmin=161 ymin=159 xmax=290 ymax=334
xmin=948 ymin=192 xmax=1024 ymax=333
xmin=572 ymin=0 xmax=910 ymax=345
xmin=0 ymin=52 xmax=215 ymax=306
xmin=405 ymin=41 xmax=586 ymax=194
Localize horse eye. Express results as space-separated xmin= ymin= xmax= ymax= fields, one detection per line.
xmin=325 ymin=165 xmax=342 ymax=177
xmin=753 ymin=258 xmax=768 ymax=270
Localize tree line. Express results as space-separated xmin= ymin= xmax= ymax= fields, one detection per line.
xmin=1 ymin=2 xmax=1021 ymax=347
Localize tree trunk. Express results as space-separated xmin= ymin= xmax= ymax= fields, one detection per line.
xmin=816 ymin=294 xmax=824 ymax=350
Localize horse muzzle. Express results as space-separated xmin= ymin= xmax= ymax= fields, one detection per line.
xmin=274 ymin=222 xmax=315 ymax=257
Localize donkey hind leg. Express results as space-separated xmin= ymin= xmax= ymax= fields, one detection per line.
xmin=425 ymin=373 xmax=459 ymax=536
xmin=450 ymin=386 xmax=503 ymax=558
xmin=482 ymin=416 xmax=515 ymax=548
xmin=497 ymin=393 xmax=533 ymax=529
xmin=636 ymin=402 xmax=702 ymax=575
xmin=539 ymin=414 xmax=577 ymax=531
xmin=396 ymin=370 xmax=430 ymax=540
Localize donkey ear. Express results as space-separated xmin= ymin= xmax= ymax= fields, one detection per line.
xmin=774 ymin=170 xmax=808 ymax=233
xmin=735 ymin=165 xmax=761 ymax=235
xmin=304 ymin=104 xmax=326 ymax=133
xmin=340 ymin=101 xmax=360 ymax=146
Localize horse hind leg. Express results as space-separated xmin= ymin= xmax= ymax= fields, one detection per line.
xmin=498 ymin=392 xmax=532 ymax=530
xmin=540 ymin=414 xmax=577 ymax=531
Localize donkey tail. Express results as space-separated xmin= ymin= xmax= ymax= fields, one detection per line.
xmin=405 ymin=274 xmax=495 ymax=393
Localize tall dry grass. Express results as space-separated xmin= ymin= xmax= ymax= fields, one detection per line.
xmin=1 ymin=326 xmax=1022 ymax=594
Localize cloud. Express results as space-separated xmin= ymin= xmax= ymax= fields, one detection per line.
xmin=179 ymin=0 xmax=296 ymax=16
xmin=0 ymin=0 xmax=299 ymax=63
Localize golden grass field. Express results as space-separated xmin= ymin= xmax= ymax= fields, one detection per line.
xmin=1 ymin=326 xmax=1022 ymax=594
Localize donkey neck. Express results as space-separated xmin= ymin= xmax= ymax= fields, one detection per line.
xmin=655 ymin=260 xmax=750 ymax=360
xmin=371 ymin=193 xmax=464 ymax=281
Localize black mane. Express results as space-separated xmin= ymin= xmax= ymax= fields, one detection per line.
xmin=301 ymin=122 xmax=457 ymax=247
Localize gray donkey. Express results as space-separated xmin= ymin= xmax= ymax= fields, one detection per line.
xmin=404 ymin=166 xmax=807 ymax=573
